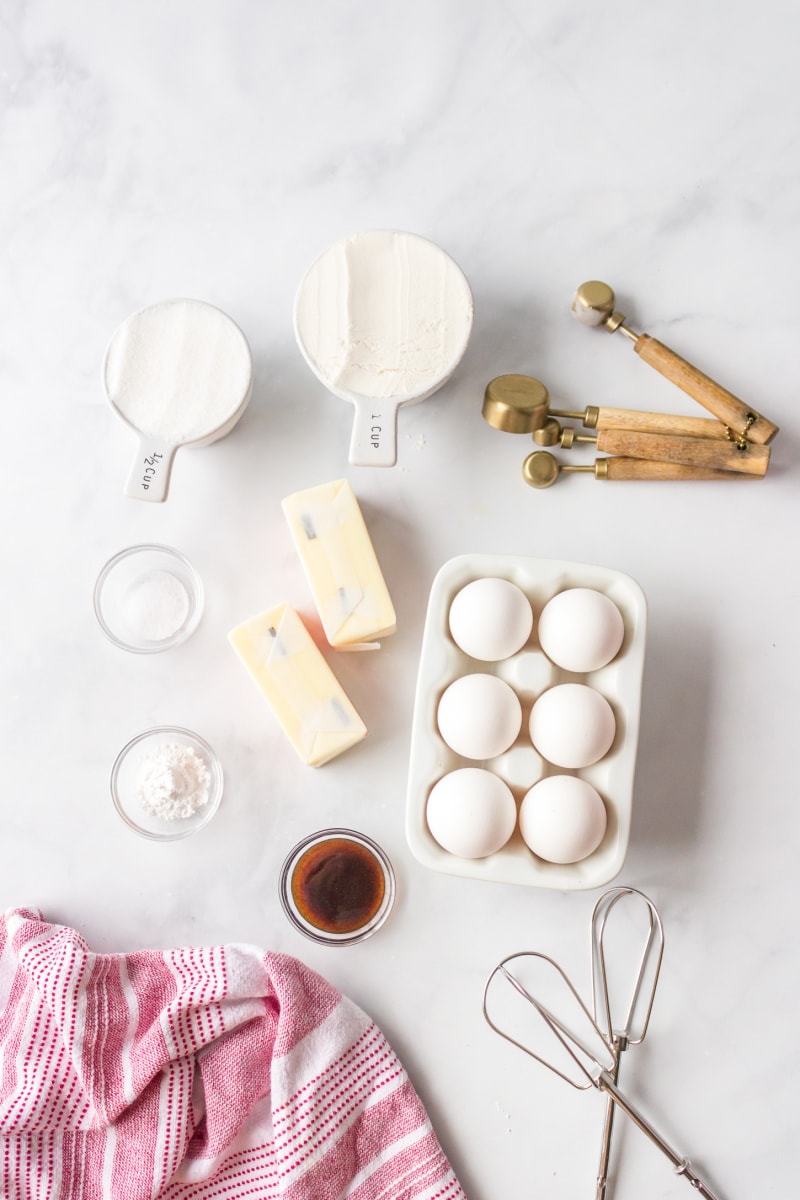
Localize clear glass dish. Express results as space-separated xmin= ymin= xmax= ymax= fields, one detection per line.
xmin=93 ymin=544 xmax=203 ymax=653
xmin=110 ymin=726 xmax=222 ymax=841
xmin=280 ymin=829 xmax=396 ymax=946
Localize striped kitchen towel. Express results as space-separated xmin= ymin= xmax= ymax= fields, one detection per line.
xmin=0 ymin=908 xmax=466 ymax=1200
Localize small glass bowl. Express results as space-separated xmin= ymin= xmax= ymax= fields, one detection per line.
xmin=93 ymin=544 xmax=203 ymax=653
xmin=110 ymin=726 xmax=223 ymax=840
xmin=280 ymin=829 xmax=396 ymax=946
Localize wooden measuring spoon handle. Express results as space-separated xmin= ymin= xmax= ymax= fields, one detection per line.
xmin=603 ymin=457 xmax=755 ymax=481
xmin=124 ymin=436 xmax=177 ymax=502
xmin=632 ymin=335 xmax=779 ymax=445
xmin=595 ymin=427 xmax=770 ymax=476
xmin=596 ymin=406 xmax=729 ymax=439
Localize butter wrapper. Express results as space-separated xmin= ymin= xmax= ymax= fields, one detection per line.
xmin=282 ymin=478 xmax=396 ymax=650
xmin=229 ymin=603 xmax=367 ymax=767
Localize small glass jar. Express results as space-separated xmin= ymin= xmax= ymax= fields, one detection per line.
xmin=93 ymin=544 xmax=203 ymax=653
xmin=110 ymin=726 xmax=222 ymax=840
xmin=280 ymin=829 xmax=396 ymax=946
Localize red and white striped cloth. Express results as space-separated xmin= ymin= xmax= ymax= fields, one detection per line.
xmin=0 ymin=908 xmax=466 ymax=1200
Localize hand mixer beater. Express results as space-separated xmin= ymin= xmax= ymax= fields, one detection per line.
xmin=590 ymin=887 xmax=664 ymax=1200
xmin=483 ymin=890 xmax=723 ymax=1200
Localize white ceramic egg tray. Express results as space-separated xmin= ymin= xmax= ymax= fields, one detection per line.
xmin=406 ymin=554 xmax=647 ymax=890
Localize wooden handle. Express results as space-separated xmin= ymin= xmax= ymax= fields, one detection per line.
xmin=632 ymin=336 xmax=779 ymax=445
xmin=596 ymin=427 xmax=770 ymax=476
xmin=602 ymin=457 xmax=757 ymax=481
xmin=596 ymin=406 xmax=729 ymax=439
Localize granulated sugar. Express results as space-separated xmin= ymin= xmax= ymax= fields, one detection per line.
xmin=122 ymin=569 xmax=190 ymax=642
xmin=104 ymin=298 xmax=253 ymax=444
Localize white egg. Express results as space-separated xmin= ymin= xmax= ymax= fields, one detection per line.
xmin=427 ymin=768 xmax=517 ymax=858
xmin=448 ymin=577 xmax=533 ymax=661
xmin=529 ymin=683 xmax=616 ymax=768
xmin=437 ymin=673 xmax=522 ymax=759
xmin=519 ymin=775 xmax=607 ymax=864
xmin=538 ymin=588 xmax=625 ymax=673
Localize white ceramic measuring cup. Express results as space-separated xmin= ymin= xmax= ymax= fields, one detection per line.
xmin=103 ymin=298 xmax=254 ymax=502
xmin=293 ymin=230 xmax=474 ymax=467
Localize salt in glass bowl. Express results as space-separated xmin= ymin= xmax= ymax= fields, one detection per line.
xmin=110 ymin=726 xmax=223 ymax=841
xmin=279 ymin=829 xmax=396 ymax=946
xmin=93 ymin=544 xmax=203 ymax=653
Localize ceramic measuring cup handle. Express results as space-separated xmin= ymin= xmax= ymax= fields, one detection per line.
xmin=124 ymin=436 xmax=178 ymax=502
xmin=348 ymin=397 xmax=400 ymax=467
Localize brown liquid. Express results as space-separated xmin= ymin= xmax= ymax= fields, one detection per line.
xmin=290 ymin=837 xmax=386 ymax=934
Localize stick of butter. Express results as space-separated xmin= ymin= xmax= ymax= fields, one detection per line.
xmin=282 ymin=478 xmax=396 ymax=650
xmin=228 ymin=603 xmax=367 ymax=767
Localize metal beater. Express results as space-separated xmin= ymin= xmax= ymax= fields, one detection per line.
xmin=590 ymin=887 xmax=664 ymax=1200
xmin=483 ymin=948 xmax=723 ymax=1199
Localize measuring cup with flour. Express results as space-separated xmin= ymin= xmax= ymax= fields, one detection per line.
xmin=294 ymin=231 xmax=474 ymax=466
xmin=103 ymin=298 xmax=254 ymax=501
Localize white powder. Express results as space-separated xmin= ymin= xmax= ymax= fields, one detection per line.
xmin=136 ymin=743 xmax=211 ymax=821
xmin=295 ymin=231 xmax=473 ymax=400
xmin=122 ymin=569 xmax=190 ymax=642
xmin=104 ymin=298 xmax=254 ymax=444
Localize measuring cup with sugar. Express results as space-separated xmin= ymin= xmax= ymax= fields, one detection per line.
xmin=293 ymin=230 xmax=474 ymax=466
xmin=103 ymin=298 xmax=254 ymax=502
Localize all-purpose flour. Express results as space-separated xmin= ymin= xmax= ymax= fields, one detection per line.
xmin=294 ymin=231 xmax=473 ymax=400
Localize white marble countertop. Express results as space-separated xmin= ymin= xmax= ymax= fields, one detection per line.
xmin=2 ymin=2 xmax=797 ymax=1196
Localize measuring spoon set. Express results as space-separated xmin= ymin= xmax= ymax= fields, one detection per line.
xmin=484 ymin=280 xmax=780 ymax=488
